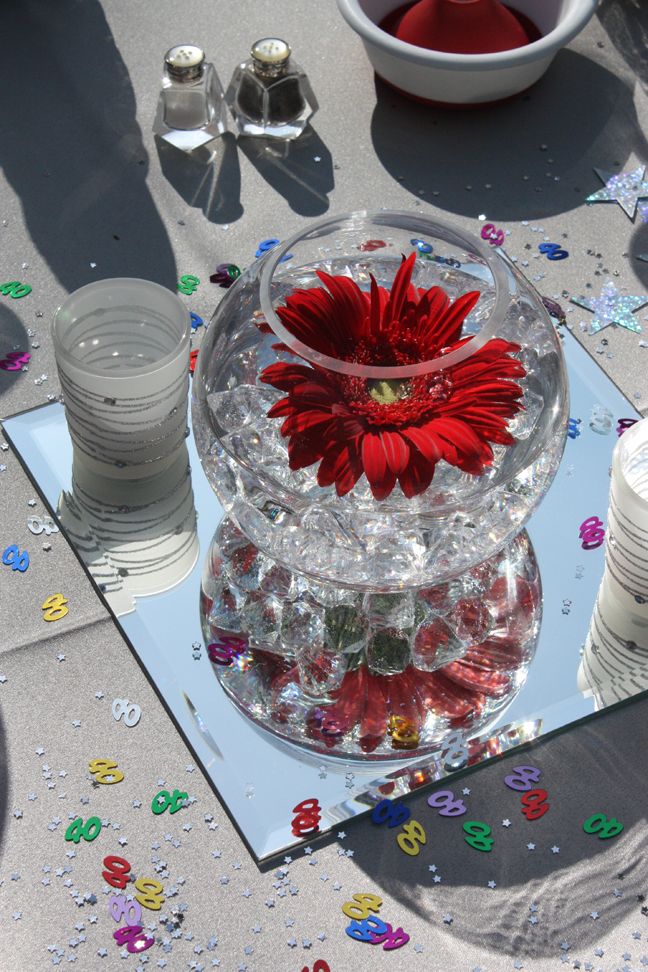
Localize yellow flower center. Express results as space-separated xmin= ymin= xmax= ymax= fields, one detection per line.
xmin=367 ymin=378 xmax=410 ymax=404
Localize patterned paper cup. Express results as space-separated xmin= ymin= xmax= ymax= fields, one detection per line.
xmin=52 ymin=278 xmax=190 ymax=479
xmin=605 ymin=417 xmax=648 ymax=616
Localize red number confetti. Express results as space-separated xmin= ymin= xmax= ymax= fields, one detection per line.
xmin=102 ymin=855 xmax=131 ymax=890
xmin=521 ymin=788 xmax=550 ymax=820
xmin=291 ymin=798 xmax=321 ymax=836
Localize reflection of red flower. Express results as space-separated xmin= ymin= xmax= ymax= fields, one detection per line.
xmin=260 ymin=253 xmax=526 ymax=499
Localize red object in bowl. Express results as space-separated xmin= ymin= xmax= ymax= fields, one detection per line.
xmin=382 ymin=0 xmax=539 ymax=55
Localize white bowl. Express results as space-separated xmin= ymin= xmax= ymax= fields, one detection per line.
xmin=336 ymin=0 xmax=599 ymax=105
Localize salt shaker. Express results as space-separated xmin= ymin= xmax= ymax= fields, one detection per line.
xmin=153 ymin=45 xmax=227 ymax=152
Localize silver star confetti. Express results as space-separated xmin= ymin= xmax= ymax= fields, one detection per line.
xmin=572 ymin=281 xmax=647 ymax=334
xmin=587 ymin=165 xmax=648 ymax=219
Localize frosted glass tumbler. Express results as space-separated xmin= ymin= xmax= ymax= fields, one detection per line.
xmin=606 ymin=417 xmax=648 ymax=615
xmin=52 ymin=278 xmax=190 ymax=479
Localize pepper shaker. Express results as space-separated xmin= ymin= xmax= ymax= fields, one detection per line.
xmin=226 ymin=37 xmax=318 ymax=140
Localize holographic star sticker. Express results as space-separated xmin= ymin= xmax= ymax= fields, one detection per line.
xmin=587 ymin=165 xmax=648 ymax=219
xmin=572 ymin=281 xmax=647 ymax=334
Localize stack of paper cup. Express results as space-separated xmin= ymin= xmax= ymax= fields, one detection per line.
xmin=579 ymin=417 xmax=648 ymax=707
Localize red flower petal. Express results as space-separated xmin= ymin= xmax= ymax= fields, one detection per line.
xmin=382 ymin=252 xmax=417 ymax=326
xmin=431 ymin=290 xmax=481 ymax=350
xmin=379 ymin=429 xmax=410 ymax=476
xmin=281 ymin=408 xmax=334 ymax=436
xmin=361 ymin=432 xmax=397 ymax=500
xmin=260 ymin=362 xmax=315 ymax=391
xmin=397 ymin=446 xmax=435 ymax=498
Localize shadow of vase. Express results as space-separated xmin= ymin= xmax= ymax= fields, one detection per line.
xmin=370 ymin=49 xmax=648 ymax=221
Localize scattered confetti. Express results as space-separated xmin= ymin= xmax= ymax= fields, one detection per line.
xmin=583 ymin=812 xmax=624 ymax=839
xmin=521 ymin=789 xmax=550 ymax=821
xmin=88 ymin=759 xmax=124 ymax=785
xmin=0 ymin=280 xmax=32 ymax=298
xmin=538 ymin=242 xmax=569 ymax=261
xmin=111 ymin=698 xmax=142 ymax=727
xmin=579 ymin=516 xmax=605 ymax=551
xmin=427 ymin=789 xmax=467 ymax=817
xmin=504 ymin=766 xmax=542 ymax=792
xmin=27 ymin=513 xmax=58 ymax=535
xmin=463 ymin=821 xmax=493 ymax=852
xmin=397 ymin=820 xmax=427 ymax=856
xmin=480 ymin=222 xmax=505 ymax=247
xmin=291 ymin=798 xmax=321 ymax=837
xmin=42 ymin=592 xmax=69 ymax=621
xmin=0 ymin=350 xmax=31 ymax=370
xmin=617 ymin=418 xmax=638 ymax=436
xmin=572 ymin=282 xmax=647 ymax=334
xmin=568 ymin=417 xmax=582 ymax=439
xmin=177 ymin=275 xmax=200 ymax=296
xmin=371 ymin=798 xmax=410 ymax=829
xmin=151 ymin=789 xmax=188 ymax=816
xmin=2 ymin=543 xmax=29 ymax=572
xmin=210 ymin=264 xmax=241 ymax=288
xmin=587 ymin=165 xmax=648 ymax=219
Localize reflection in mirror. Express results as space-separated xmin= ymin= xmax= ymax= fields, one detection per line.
xmin=579 ymin=592 xmax=648 ymax=708
xmin=57 ymin=444 xmax=198 ymax=615
xmin=578 ymin=418 xmax=648 ymax=708
xmin=3 ymin=324 xmax=643 ymax=859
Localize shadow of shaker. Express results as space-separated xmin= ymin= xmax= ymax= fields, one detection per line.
xmin=57 ymin=443 xmax=198 ymax=617
xmin=238 ymin=128 xmax=334 ymax=217
xmin=156 ymin=132 xmax=244 ymax=225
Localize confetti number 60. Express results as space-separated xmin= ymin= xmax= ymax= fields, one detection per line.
xmin=371 ymin=798 xmax=411 ymax=829
xmin=2 ymin=544 xmax=29 ymax=572
xmin=342 ymin=892 xmax=382 ymax=921
xmin=109 ymin=894 xmax=142 ymax=926
xmin=102 ymin=855 xmax=131 ymax=890
xmin=42 ymin=593 xmax=69 ymax=621
xmin=463 ymin=820 xmax=493 ymax=852
xmin=113 ymin=925 xmax=154 ymax=954
xmin=372 ymin=924 xmax=410 ymax=950
xmin=397 ymin=819 xmax=427 ymax=856
xmin=441 ymin=731 xmax=468 ymax=768
xmin=89 ymin=758 xmax=124 ymax=784
xmin=521 ymin=788 xmax=550 ymax=821
xmin=0 ymin=350 xmax=30 ymax=370
xmin=345 ymin=916 xmax=388 ymax=941
xmin=504 ymin=765 xmax=541 ymax=792
xmin=151 ymin=788 xmax=188 ymax=815
xmin=427 ymin=789 xmax=467 ymax=817
xmin=64 ymin=816 xmax=101 ymax=843
xmin=0 ymin=281 xmax=31 ymax=298
xmin=583 ymin=813 xmax=624 ymax=840
xmin=133 ymin=877 xmax=165 ymax=911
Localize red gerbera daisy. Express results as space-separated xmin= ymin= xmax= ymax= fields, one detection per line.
xmin=259 ymin=252 xmax=526 ymax=500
